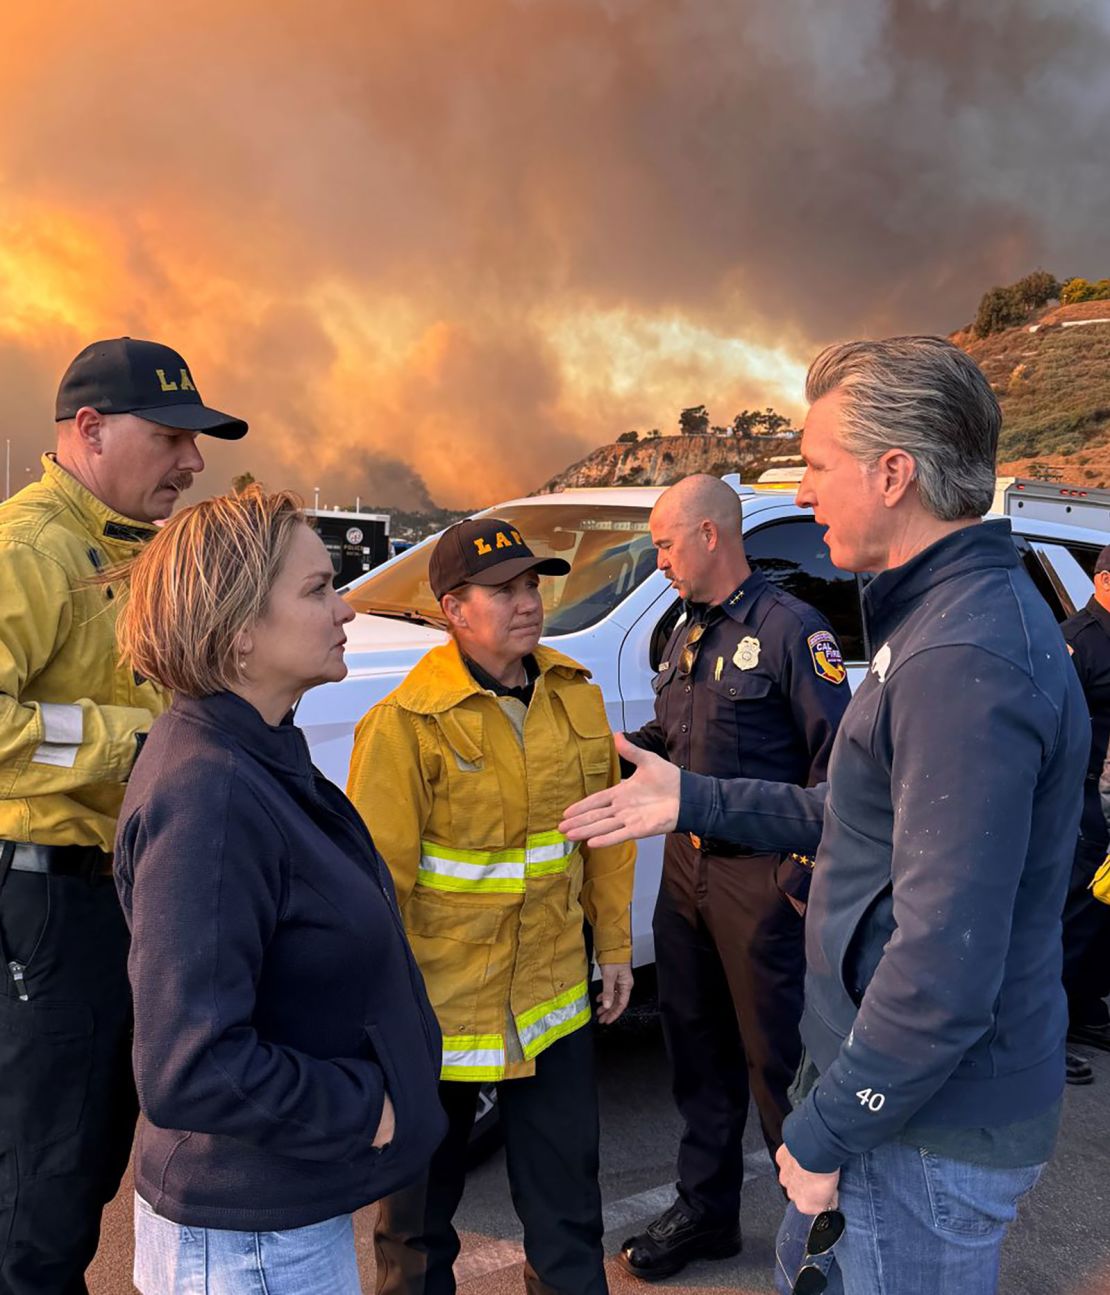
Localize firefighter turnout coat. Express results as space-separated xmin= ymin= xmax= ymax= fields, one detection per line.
xmin=0 ymin=455 xmax=166 ymax=850
xmin=348 ymin=639 xmax=634 ymax=1082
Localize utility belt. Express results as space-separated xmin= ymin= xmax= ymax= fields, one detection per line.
xmin=0 ymin=840 xmax=113 ymax=881
xmin=686 ymin=832 xmax=765 ymax=859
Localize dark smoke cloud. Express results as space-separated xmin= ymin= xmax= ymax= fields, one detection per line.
xmin=313 ymin=452 xmax=437 ymax=515
xmin=1 ymin=0 xmax=1107 ymax=507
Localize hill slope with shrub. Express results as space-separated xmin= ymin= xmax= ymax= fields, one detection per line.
xmin=538 ymin=274 xmax=1110 ymax=496
xmin=536 ymin=433 xmax=798 ymax=493
xmin=957 ymin=305 xmax=1110 ymax=483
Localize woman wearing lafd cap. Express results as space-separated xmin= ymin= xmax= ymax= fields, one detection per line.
xmin=348 ymin=517 xmax=636 ymax=1295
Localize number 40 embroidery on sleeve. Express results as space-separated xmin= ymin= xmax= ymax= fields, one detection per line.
xmin=855 ymin=1087 xmax=886 ymax=1112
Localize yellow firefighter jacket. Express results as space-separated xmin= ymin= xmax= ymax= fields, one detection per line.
xmin=0 ymin=455 xmax=167 ymax=851
xmin=348 ymin=639 xmax=635 ymax=1081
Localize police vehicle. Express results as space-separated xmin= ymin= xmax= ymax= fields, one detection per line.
xmin=297 ymin=477 xmax=1107 ymax=969
xmin=304 ymin=507 xmax=391 ymax=586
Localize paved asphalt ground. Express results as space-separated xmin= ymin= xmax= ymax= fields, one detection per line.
xmin=89 ymin=998 xmax=1110 ymax=1294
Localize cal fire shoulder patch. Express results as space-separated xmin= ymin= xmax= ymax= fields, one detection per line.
xmin=808 ymin=629 xmax=846 ymax=685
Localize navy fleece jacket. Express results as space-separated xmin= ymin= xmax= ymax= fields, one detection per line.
xmin=115 ymin=692 xmax=447 ymax=1230
xmin=678 ymin=522 xmax=1088 ymax=1172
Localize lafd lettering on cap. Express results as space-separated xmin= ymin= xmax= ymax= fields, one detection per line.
xmin=474 ymin=529 xmax=525 ymax=557
xmin=155 ymin=368 xmax=197 ymax=393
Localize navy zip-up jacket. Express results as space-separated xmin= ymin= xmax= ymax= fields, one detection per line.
xmin=678 ymin=522 xmax=1088 ymax=1172
xmin=115 ymin=692 xmax=447 ymax=1230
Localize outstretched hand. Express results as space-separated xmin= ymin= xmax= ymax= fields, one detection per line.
xmin=559 ymin=734 xmax=682 ymax=847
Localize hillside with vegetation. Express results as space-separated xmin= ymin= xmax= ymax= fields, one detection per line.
xmin=538 ymin=403 xmax=800 ymax=493
xmin=537 ymin=430 xmax=799 ymax=494
xmin=544 ymin=271 xmax=1110 ymax=496
xmin=961 ymin=270 xmax=1110 ymax=484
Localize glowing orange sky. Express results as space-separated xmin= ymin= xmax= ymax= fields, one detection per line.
xmin=1 ymin=1 xmax=1107 ymax=508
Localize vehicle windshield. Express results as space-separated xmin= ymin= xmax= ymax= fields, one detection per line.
xmin=345 ymin=504 xmax=656 ymax=635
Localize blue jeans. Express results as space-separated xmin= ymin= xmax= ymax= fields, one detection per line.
xmin=773 ymin=1142 xmax=1043 ymax=1295
xmin=133 ymin=1194 xmax=362 ymax=1294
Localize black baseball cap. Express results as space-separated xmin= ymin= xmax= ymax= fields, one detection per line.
xmin=430 ymin=517 xmax=570 ymax=600
xmin=1095 ymin=543 xmax=1110 ymax=575
xmin=55 ymin=338 xmax=248 ymax=440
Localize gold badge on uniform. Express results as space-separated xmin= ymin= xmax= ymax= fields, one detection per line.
xmin=808 ymin=629 xmax=846 ymax=685
xmin=733 ymin=636 xmax=761 ymax=671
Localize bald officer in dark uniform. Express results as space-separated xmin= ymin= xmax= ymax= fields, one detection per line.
xmin=619 ymin=475 xmax=850 ymax=1282
xmin=1061 ymin=542 xmax=1110 ymax=1062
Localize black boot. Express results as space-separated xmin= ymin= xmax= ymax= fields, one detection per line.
xmin=618 ymin=1199 xmax=741 ymax=1281
xmin=1066 ymin=1050 xmax=1094 ymax=1085
xmin=1068 ymin=1021 xmax=1110 ymax=1053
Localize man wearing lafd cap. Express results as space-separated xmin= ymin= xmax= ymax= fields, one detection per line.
xmin=0 ymin=338 xmax=246 ymax=1293
xmin=348 ymin=518 xmax=636 ymax=1294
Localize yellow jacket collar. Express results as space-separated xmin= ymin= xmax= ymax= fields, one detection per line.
xmin=42 ymin=454 xmax=159 ymax=550
xmin=396 ymin=639 xmax=590 ymax=716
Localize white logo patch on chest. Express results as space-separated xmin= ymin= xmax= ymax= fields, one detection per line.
xmin=871 ymin=642 xmax=893 ymax=683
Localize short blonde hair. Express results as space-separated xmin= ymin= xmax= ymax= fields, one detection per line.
xmin=116 ymin=485 xmax=306 ymax=697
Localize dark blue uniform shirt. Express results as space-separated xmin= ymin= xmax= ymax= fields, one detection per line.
xmin=1062 ymin=596 xmax=1110 ymax=848
xmin=626 ymin=565 xmax=850 ymax=826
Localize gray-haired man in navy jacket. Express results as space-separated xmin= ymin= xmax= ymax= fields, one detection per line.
xmin=561 ymin=336 xmax=1089 ymax=1295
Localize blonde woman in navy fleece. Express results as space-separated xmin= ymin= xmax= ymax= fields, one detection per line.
xmin=113 ymin=487 xmax=446 ymax=1295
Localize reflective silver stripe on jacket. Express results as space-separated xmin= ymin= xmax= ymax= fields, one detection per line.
xmin=32 ymin=702 xmax=84 ymax=768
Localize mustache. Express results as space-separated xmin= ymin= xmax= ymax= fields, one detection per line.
xmin=164 ymin=472 xmax=194 ymax=493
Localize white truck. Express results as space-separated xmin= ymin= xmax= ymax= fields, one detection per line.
xmin=995 ymin=476 xmax=1110 ymax=531
xmin=296 ymin=479 xmax=1108 ymax=970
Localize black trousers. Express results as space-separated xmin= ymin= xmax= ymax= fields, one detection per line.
xmin=1062 ymin=836 xmax=1110 ymax=1027
xmin=374 ymin=1024 xmax=607 ymax=1295
xmin=0 ymin=872 xmax=136 ymax=1295
xmin=653 ymin=834 xmax=804 ymax=1223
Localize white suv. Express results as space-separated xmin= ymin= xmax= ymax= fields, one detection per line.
xmin=296 ymin=482 xmax=1105 ymax=968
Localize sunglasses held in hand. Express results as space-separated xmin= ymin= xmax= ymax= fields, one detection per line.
xmin=792 ymin=1208 xmax=845 ymax=1295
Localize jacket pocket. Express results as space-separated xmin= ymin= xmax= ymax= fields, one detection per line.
xmin=706 ymin=671 xmax=772 ymax=755
xmin=557 ymin=686 xmax=613 ymax=795
xmin=706 ymin=669 xmax=773 ymax=703
xmin=364 ymin=1017 xmax=445 ymax=1162
xmin=544 ymin=872 xmax=589 ymax=999
xmin=432 ymin=710 xmax=507 ymax=848
xmin=405 ymin=893 xmax=507 ymax=1036
xmin=650 ymin=667 xmax=674 ymax=696
xmin=363 ymin=1022 xmax=405 ymax=1156
xmin=0 ymin=996 xmax=93 ymax=1150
